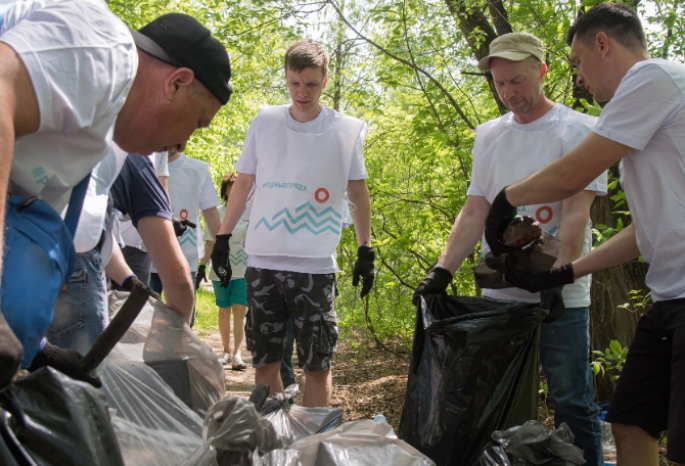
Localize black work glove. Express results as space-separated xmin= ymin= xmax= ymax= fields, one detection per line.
xmin=485 ymin=187 xmax=518 ymax=257
xmin=211 ymin=234 xmax=232 ymax=288
xmin=504 ymin=263 xmax=575 ymax=293
xmin=0 ymin=310 xmax=23 ymax=389
xmin=28 ymin=342 xmax=101 ymax=388
xmin=172 ymin=216 xmax=197 ymax=237
xmin=352 ymin=246 xmax=375 ymax=298
xmin=196 ymin=265 xmax=207 ymax=288
xmin=541 ymin=286 xmax=565 ymax=324
xmin=413 ymin=267 xmax=453 ymax=305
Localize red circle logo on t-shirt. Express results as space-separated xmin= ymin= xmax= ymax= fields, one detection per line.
xmin=315 ymin=188 xmax=330 ymax=203
xmin=180 ymin=209 xmax=188 ymax=220
xmin=535 ymin=206 xmax=553 ymax=224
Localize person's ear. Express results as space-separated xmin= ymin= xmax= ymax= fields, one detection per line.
xmin=596 ymin=32 xmax=610 ymax=59
xmin=322 ymin=72 xmax=329 ymax=90
xmin=539 ymin=62 xmax=548 ymax=82
xmin=164 ymin=68 xmax=195 ymax=101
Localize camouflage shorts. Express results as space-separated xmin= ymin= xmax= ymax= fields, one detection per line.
xmin=244 ymin=267 xmax=338 ymax=372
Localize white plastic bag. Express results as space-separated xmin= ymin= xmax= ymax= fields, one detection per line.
xmin=261 ymin=385 xmax=342 ymax=445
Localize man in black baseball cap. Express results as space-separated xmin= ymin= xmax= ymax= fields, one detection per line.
xmin=115 ymin=13 xmax=233 ymax=155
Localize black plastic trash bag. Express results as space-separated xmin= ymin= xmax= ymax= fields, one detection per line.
xmin=478 ymin=421 xmax=586 ymax=466
xmin=261 ymin=385 xmax=342 ymax=445
xmin=0 ymin=367 xmax=124 ymax=466
xmin=399 ymin=295 xmax=548 ymax=466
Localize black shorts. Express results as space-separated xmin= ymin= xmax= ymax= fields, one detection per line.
xmin=605 ymin=298 xmax=685 ymax=463
xmin=244 ymin=267 xmax=338 ymax=372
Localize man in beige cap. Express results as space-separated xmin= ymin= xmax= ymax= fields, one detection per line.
xmin=414 ymin=32 xmax=606 ymax=466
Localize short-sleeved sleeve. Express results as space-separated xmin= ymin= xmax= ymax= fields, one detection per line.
xmin=110 ymin=154 xmax=172 ymax=228
xmin=199 ymin=170 xmax=221 ymax=210
xmin=234 ymin=119 xmax=259 ymax=175
xmin=594 ymin=62 xmax=685 ymax=150
xmin=348 ymin=123 xmax=369 ymax=180
xmin=154 ymin=151 xmax=170 ymax=177
xmin=466 ymin=129 xmax=485 ymax=197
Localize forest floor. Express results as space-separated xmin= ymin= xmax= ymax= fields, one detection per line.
xmin=194 ymin=286 xmax=674 ymax=466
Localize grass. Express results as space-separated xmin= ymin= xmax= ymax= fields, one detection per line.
xmin=193 ymin=287 xmax=219 ymax=334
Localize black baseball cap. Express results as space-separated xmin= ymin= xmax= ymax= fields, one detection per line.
xmin=130 ymin=13 xmax=233 ymax=105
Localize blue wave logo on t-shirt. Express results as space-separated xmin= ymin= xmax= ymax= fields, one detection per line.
xmin=178 ymin=228 xmax=197 ymax=247
xmin=230 ymin=249 xmax=248 ymax=266
xmin=254 ymin=202 xmax=342 ymax=236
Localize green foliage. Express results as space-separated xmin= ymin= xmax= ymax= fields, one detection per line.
xmin=591 ymin=339 xmax=628 ymax=382
xmin=106 ymin=0 xmax=676 ymax=347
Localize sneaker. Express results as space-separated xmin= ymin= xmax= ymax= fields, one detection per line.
xmin=232 ymin=355 xmax=247 ymax=371
xmin=219 ymin=352 xmax=231 ymax=366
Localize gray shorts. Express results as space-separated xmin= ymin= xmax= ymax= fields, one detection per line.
xmin=244 ymin=267 xmax=338 ymax=372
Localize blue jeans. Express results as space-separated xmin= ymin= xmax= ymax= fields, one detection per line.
xmin=280 ymin=319 xmax=296 ymax=388
xmin=48 ymin=248 xmax=108 ymax=355
xmin=540 ymin=306 xmax=602 ymax=466
xmin=149 ymin=271 xmax=197 ymax=327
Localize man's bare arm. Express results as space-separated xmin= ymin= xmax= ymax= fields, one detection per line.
xmin=554 ymin=190 xmax=596 ymax=267
xmin=218 ymin=174 xmax=254 ymax=235
xmin=202 ymin=206 xmax=221 ymax=239
xmin=507 ymin=133 xmax=631 ymax=207
xmin=572 ymin=223 xmax=640 ymax=279
xmin=200 ymin=240 xmax=214 ymax=266
xmin=138 ymin=216 xmax=194 ymax=323
xmin=347 ymin=180 xmax=371 ymax=246
xmin=0 ymin=43 xmax=40 ymax=280
xmin=103 ymin=237 xmax=134 ymax=285
xmin=438 ymin=195 xmax=490 ymax=274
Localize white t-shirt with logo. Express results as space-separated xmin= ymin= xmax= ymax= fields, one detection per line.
xmin=151 ymin=154 xmax=220 ymax=273
xmin=235 ymin=106 xmax=368 ymax=274
xmin=1 ymin=0 xmax=137 ymax=212
xmin=467 ymin=104 xmax=607 ymax=307
xmin=593 ymin=58 xmax=685 ymax=302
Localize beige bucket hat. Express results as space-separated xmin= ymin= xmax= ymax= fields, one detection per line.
xmin=478 ymin=32 xmax=545 ymax=71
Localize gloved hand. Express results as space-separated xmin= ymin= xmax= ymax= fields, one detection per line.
xmin=352 ymin=246 xmax=375 ymax=298
xmin=196 ymin=265 xmax=207 ymax=289
xmin=28 ymin=342 xmax=101 ymax=388
xmin=504 ymin=263 xmax=575 ymax=293
xmin=485 ymin=187 xmax=518 ymax=257
xmin=541 ymin=286 xmax=565 ymax=324
xmin=211 ymin=234 xmax=232 ymax=288
xmin=413 ymin=266 xmax=453 ymax=304
xmin=172 ymin=216 xmax=197 ymax=237
xmin=0 ymin=310 xmax=23 ymax=389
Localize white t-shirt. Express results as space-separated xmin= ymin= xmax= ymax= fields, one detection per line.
xmin=152 ymin=151 xmax=170 ymax=177
xmin=468 ymin=104 xmax=607 ymax=307
xmin=235 ymin=106 xmax=368 ymax=274
xmin=1 ymin=0 xmax=137 ymax=212
xmin=151 ymin=154 xmax=220 ymax=272
xmin=593 ymin=58 xmax=685 ymax=302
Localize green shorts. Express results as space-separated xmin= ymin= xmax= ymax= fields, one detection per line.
xmin=244 ymin=267 xmax=338 ymax=372
xmin=212 ymin=278 xmax=248 ymax=307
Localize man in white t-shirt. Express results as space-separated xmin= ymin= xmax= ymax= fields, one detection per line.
xmin=414 ymin=33 xmax=607 ymax=466
xmin=0 ymin=3 xmax=232 ymax=386
xmin=211 ymin=40 xmax=374 ymax=407
xmin=483 ymin=4 xmax=685 ymax=466
xmin=150 ymin=147 xmax=221 ymax=327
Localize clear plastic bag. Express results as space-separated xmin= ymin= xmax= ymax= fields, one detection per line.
xmin=108 ymin=291 xmax=226 ymax=417
xmin=180 ymin=394 xmax=283 ymax=466
xmin=261 ymin=385 xmax=342 ymax=445
xmin=287 ymin=419 xmax=435 ymax=466
xmin=100 ymin=291 xmax=227 ymax=466
xmin=251 ymin=448 xmax=301 ymax=466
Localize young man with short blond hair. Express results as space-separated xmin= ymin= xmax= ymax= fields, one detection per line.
xmin=211 ymin=39 xmax=374 ymax=407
